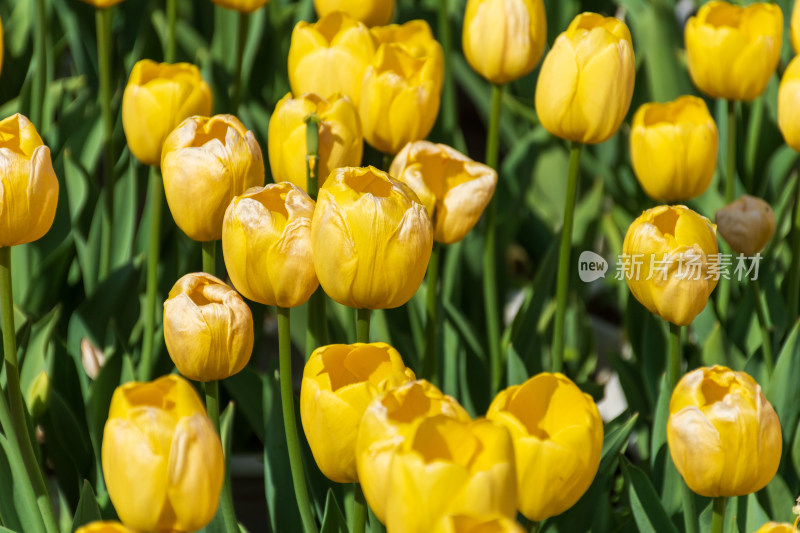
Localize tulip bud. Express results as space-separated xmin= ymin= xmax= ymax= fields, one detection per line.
xmin=75 ymin=522 xmax=136 ymax=533
xmin=487 ymin=372 xmax=603 ymax=521
xmin=755 ymin=523 xmax=796 ymax=533
xmin=288 ymin=13 xmax=376 ymax=106
xmin=314 ymin=0 xmax=393 ymax=27
xmin=630 ymin=96 xmax=718 ymax=202
xmin=102 ymin=375 xmax=224 ymax=533
xmin=81 ymin=338 xmax=107 ymax=380
xmin=667 ymin=366 xmax=781 ymax=497
xmin=372 ymin=20 xmax=445 ymax=93
xmin=778 ymin=56 xmax=800 ymax=152
xmin=311 ymin=166 xmax=433 ymax=309
xmin=161 ymin=114 xmax=265 ymax=242
xmin=622 ymin=205 xmax=719 ymax=326
xmin=385 ymin=416 xmax=517 ymax=533
xmin=356 ymin=380 xmax=470 ymax=523
xmin=268 ymin=92 xmax=363 ymax=192
xmin=0 ymin=114 xmax=59 ymax=247
xmin=222 ymin=183 xmax=318 ymax=308
xmin=433 ymin=514 xmax=526 ymax=533
xmin=26 ymin=371 xmax=51 ymax=419
xmin=715 ymin=195 xmax=775 ymax=256
xmin=210 ymin=0 xmax=268 ymax=13
xmin=78 ymin=0 xmax=125 ymax=7
xmin=122 ymin=60 xmax=212 ymax=167
xmin=300 ymin=343 xmax=415 ymax=483
xmin=685 ymin=2 xmax=783 ymax=102
xmin=359 ymin=40 xmax=443 ymax=155
xmin=390 ymin=141 xmax=497 ymax=243
xmin=535 ymin=13 xmax=634 ymax=145
xmin=463 ymin=0 xmax=547 ymax=85
xmin=164 ymin=273 xmax=254 ymax=382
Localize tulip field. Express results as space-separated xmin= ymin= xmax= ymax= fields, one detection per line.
xmin=3 ymin=0 xmax=800 ymax=532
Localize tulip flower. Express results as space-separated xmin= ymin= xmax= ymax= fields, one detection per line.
xmin=314 ymin=0 xmax=393 ymax=27
xmin=75 ymin=522 xmax=136 ymax=533
xmin=356 ymin=380 xmax=470 ymax=523
xmin=222 ymin=183 xmax=319 ymax=308
xmin=778 ymin=57 xmax=800 ymax=152
xmin=102 ymin=375 xmax=224 ymax=533
xmin=372 ymin=20 xmax=445 ymax=93
xmin=462 ymin=0 xmax=547 ymax=85
xmin=288 ymin=12 xmax=376 ymax=106
xmin=667 ymin=366 xmax=781 ymax=497
xmin=78 ymin=0 xmax=125 ymax=7
xmin=360 ymin=40 xmax=443 ymax=155
xmin=622 ymin=205 xmax=719 ymax=326
xmin=630 ymin=96 xmax=718 ymax=202
xmin=210 ymin=0 xmax=268 ymax=13
xmin=715 ymin=195 xmax=775 ymax=256
xmin=311 ymin=166 xmax=433 ymax=309
xmin=535 ymin=13 xmax=635 ymax=145
xmin=163 ymin=273 xmax=254 ymax=382
xmin=384 ymin=416 xmax=517 ymax=533
xmin=390 ymin=141 xmax=497 ymax=244
xmin=122 ymin=60 xmax=212 ymax=167
xmin=161 ymin=114 xmax=265 ymax=242
xmin=685 ymin=2 xmax=782 ymax=102
xmin=433 ymin=514 xmax=526 ymax=533
xmin=300 ymin=342 xmax=415 ymax=483
xmin=268 ymin=92 xmax=363 ymax=192
xmin=755 ymin=523 xmax=797 ymax=533
xmin=487 ymin=373 xmax=603 ymax=521
xmin=0 ymin=114 xmax=59 ymax=248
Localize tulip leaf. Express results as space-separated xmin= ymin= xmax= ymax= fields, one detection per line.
xmin=0 ymin=436 xmax=24 ymax=533
xmin=622 ymin=458 xmax=679 ymax=533
xmin=319 ymin=489 xmax=347 ymax=533
xmin=224 ymin=368 xmax=265 ymax=444
xmin=765 ymin=321 xmax=800 ymax=446
xmin=70 ymin=481 xmax=101 ymax=532
xmin=18 ymin=305 xmax=60 ymax=413
xmin=745 ymin=492 xmax=770 ymax=533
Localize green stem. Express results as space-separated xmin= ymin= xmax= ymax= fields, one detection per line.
xmin=165 ymin=0 xmax=177 ymax=62
xmin=305 ymin=114 xmax=320 ymax=199
xmin=552 ymin=142 xmax=583 ymax=373
xmin=726 ymin=100 xmax=737 ymax=204
xmin=424 ymin=241 xmax=441 ymax=384
xmin=788 ymin=168 xmax=800 ymax=321
xmin=139 ymin=167 xmax=164 ymax=381
xmin=711 ymin=497 xmax=726 ymax=533
xmin=667 ymin=323 xmax=681 ymax=390
xmin=97 ymin=6 xmax=114 ymax=281
xmin=382 ymin=153 xmax=391 ymax=173
xmin=357 ymin=308 xmax=371 ymax=344
xmin=744 ymin=97 xmax=763 ymax=194
xmin=205 ymin=380 xmax=239 ymax=533
xmin=749 ymin=279 xmax=774 ymax=374
xmin=32 ymin=0 xmax=47 ymax=128
xmin=231 ymin=12 xmax=249 ymax=113
xmin=278 ymin=307 xmax=319 ymax=533
xmin=529 ymin=521 xmax=539 ymax=533
xmin=438 ymin=0 xmax=457 ymax=142
xmin=203 ymin=241 xmax=217 ymax=276
xmin=353 ymin=484 xmax=367 ymax=533
xmin=0 ymin=248 xmax=59 ymax=533
xmin=483 ymin=83 xmax=504 ymax=393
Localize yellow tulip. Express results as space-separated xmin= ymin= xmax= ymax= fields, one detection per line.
xmin=630 ymin=96 xmax=718 ymax=202
xmin=487 ymin=372 xmax=603 ymax=521
xmin=163 ymin=273 xmax=254 ymax=382
xmin=222 ymin=183 xmax=319 ymax=308
xmin=288 ymin=12 xmax=376 ymax=105
xmin=102 ymin=375 xmax=224 ymax=533
xmin=755 ymin=523 xmax=797 ymax=533
xmin=0 ymin=114 xmax=59 ymax=248
xmin=300 ymin=342 xmax=415 ymax=483
xmin=360 ymin=40 xmax=443 ymax=155
xmin=356 ymin=380 xmax=470 ymax=523
xmin=314 ymin=0 xmax=393 ymax=27
xmin=78 ymin=0 xmax=125 ymax=7
xmin=385 ymin=416 xmax=517 ymax=533
xmin=75 ymin=522 xmax=136 ymax=533
xmin=311 ymin=166 xmax=433 ymax=309
xmin=667 ymin=365 xmax=781 ymax=497
xmin=685 ymin=1 xmax=783 ymax=102
xmin=462 ymin=0 xmax=547 ymax=85
xmin=122 ymin=60 xmax=212 ymax=167
xmin=535 ymin=13 xmax=634 ymax=145
xmin=210 ymin=0 xmax=268 ymax=14
xmin=622 ymin=205 xmax=719 ymax=326
xmin=433 ymin=514 xmax=526 ymax=533
xmin=389 ymin=141 xmax=497 ymax=243
xmin=161 ymin=114 xmax=265 ymax=242
xmin=268 ymin=92 xmax=363 ymax=191
xmin=715 ymin=195 xmax=775 ymax=256
xmin=372 ymin=20 xmax=445 ymax=93
xmin=778 ymin=56 xmax=800 ymax=152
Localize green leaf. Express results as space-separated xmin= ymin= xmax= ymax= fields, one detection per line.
xmin=765 ymin=321 xmax=800 ymax=446
xmin=0 ymin=436 xmax=23 ymax=533
xmin=70 ymin=481 xmax=101 ymax=532
xmin=319 ymin=489 xmax=347 ymax=533
xmin=224 ymin=368 xmax=265 ymax=443
xmin=19 ymin=306 xmax=61 ymax=412
xmin=622 ymin=458 xmax=679 ymax=533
